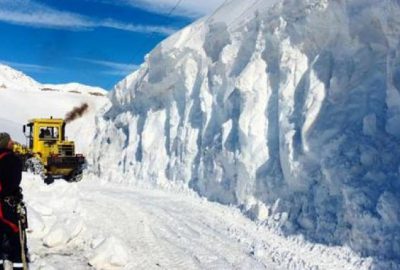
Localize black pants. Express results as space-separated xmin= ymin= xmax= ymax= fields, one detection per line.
xmin=0 ymin=232 xmax=22 ymax=263
xmin=0 ymin=202 xmax=28 ymax=266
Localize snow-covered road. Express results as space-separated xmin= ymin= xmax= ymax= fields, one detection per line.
xmin=22 ymin=174 xmax=372 ymax=270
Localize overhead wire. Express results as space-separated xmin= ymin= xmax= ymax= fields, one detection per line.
xmin=166 ymin=0 xmax=184 ymax=17
xmin=122 ymin=0 xmax=186 ymax=79
xmin=123 ymin=0 xmax=264 ymax=80
xmin=225 ymin=0 xmax=263 ymax=30
xmin=173 ymin=0 xmax=231 ymax=48
xmin=178 ymin=0 xmax=263 ymax=50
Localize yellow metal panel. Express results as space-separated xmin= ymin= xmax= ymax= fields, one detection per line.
xmin=15 ymin=117 xmax=82 ymax=180
xmin=30 ymin=118 xmax=65 ymax=165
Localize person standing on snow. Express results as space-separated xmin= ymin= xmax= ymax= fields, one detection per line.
xmin=0 ymin=133 xmax=29 ymax=270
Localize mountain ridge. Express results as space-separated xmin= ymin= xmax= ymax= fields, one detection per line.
xmin=0 ymin=64 xmax=107 ymax=96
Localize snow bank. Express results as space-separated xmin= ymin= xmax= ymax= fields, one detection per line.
xmin=22 ymin=175 xmax=131 ymax=270
xmin=90 ymin=0 xmax=400 ymax=262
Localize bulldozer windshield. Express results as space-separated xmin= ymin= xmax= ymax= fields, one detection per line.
xmin=39 ymin=127 xmax=59 ymax=141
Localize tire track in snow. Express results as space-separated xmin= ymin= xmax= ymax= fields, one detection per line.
xmin=77 ymin=183 xmax=370 ymax=270
xmin=26 ymin=178 xmax=372 ymax=270
xmin=82 ymin=190 xmax=202 ymax=269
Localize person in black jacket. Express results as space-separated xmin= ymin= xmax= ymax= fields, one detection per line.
xmin=0 ymin=133 xmax=28 ymax=270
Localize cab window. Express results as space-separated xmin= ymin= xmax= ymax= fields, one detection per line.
xmin=39 ymin=127 xmax=59 ymax=140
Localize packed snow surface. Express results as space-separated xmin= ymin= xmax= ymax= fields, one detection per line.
xmin=24 ymin=173 xmax=373 ymax=270
xmin=90 ymin=0 xmax=400 ymax=263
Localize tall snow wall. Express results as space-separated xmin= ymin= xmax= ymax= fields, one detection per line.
xmin=90 ymin=0 xmax=400 ymax=261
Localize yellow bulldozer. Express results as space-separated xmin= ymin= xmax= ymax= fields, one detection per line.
xmin=14 ymin=117 xmax=86 ymax=183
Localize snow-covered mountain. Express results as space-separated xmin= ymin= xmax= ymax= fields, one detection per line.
xmin=90 ymin=0 xmax=400 ymax=263
xmin=41 ymin=82 xmax=107 ymax=96
xmin=0 ymin=64 xmax=41 ymax=91
xmin=0 ymin=64 xmax=106 ymax=96
xmin=0 ymin=64 xmax=109 ymax=153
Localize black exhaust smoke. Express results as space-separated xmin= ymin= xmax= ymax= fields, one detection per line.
xmin=65 ymin=103 xmax=89 ymax=124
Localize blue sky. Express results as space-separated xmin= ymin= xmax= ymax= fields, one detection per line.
xmin=0 ymin=0 xmax=224 ymax=89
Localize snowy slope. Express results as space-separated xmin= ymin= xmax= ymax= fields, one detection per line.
xmin=0 ymin=64 xmax=106 ymax=96
xmin=0 ymin=64 xmax=109 ymax=153
xmin=42 ymin=82 xmax=107 ymax=96
xmin=90 ymin=0 xmax=400 ymax=263
xmin=0 ymin=64 xmax=41 ymax=91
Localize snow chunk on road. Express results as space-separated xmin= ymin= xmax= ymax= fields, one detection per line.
xmin=88 ymin=237 xmax=130 ymax=270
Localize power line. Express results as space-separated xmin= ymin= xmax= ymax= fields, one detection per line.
xmin=124 ymin=0 xmax=264 ymax=80
xmin=124 ymin=0 xmax=185 ymax=76
xmin=179 ymin=0 xmax=262 ymax=49
xmin=167 ymin=0 xmax=184 ymax=17
xmin=205 ymin=0 xmax=231 ymax=24
xmin=176 ymin=0 xmax=230 ymax=46
xmin=226 ymin=0 xmax=263 ymax=30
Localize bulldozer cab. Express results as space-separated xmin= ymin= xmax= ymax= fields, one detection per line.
xmin=17 ymin=117 xmax=85 ymax=182
xmin=23 ymin=118 xmax=73 ymax=165
xmin=24 ymin=118 xmax=64 ymax=144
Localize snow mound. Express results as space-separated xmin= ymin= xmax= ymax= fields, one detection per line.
xmin=23 ymin=177 xmax=85 ymax=246
xmin=88 ymin=237 xmax=130 ymax=269
xmin=90 ymin=0 xmax=400 ymax=263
